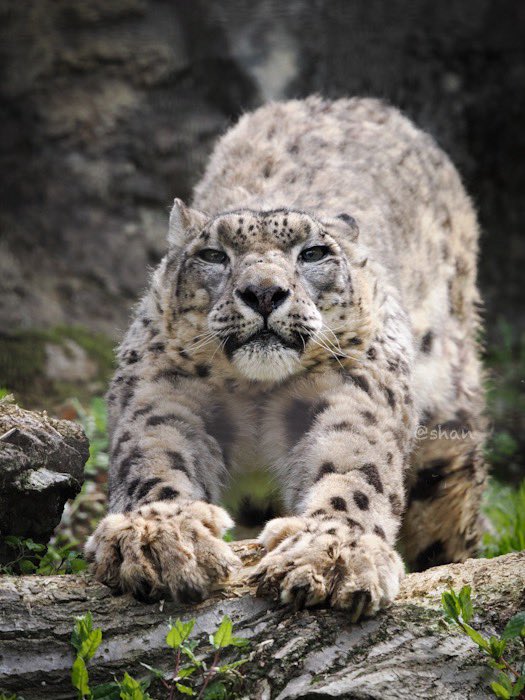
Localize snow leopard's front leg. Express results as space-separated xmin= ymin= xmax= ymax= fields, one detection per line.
xmin=254 ymin=351 xmax=417 ymax=618
xmin=85 ymin=368 xmax=240 ymax=603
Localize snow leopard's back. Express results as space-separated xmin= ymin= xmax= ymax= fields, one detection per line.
xmin=194 ymin=95 xmax=481 ymax=350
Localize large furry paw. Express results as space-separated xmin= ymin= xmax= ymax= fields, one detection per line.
xmin=251 ymin=516 xmax=404 ymax=619
xmin=85 ymin=501 xmax=240 ymax=603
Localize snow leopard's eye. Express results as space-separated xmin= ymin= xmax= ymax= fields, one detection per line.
xmin=197 ymin=249 xmax=228 ymax=264
xmin=299 ymin=245 xmax=330 ymax=263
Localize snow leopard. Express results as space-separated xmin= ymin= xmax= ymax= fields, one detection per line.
xmin=85 ymin=96 xmax=487 ymax=619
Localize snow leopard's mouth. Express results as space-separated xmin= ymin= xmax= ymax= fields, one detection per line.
xmin=223 ymin=328 xmax=306 ymax=359
xmin=223 ymin=328 xmax=307 ymax=382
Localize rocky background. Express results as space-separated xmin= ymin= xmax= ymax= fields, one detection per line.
xmin=1 ymin=0 xmax=525 ymax=339
xmin=1 ymin=0 xmax=524 ymax=481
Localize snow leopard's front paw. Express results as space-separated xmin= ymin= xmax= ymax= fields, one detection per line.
xmin=250 ymin=516 xmax=404 ymax=619
xmin=85 ymin=501 xmax=240 ymax=603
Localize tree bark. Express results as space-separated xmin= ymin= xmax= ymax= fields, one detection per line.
xmin=0 ymin=543 xmax=523 ymax=700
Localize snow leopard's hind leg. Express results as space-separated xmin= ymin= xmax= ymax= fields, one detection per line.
xmin=400 ymin=376 xmax=488 ymax=572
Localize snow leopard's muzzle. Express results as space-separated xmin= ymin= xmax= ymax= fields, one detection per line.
xmin=219 ymin=272 xmax=316 ymax=381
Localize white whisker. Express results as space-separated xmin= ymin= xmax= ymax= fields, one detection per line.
xmin=317 ymin=323 xmax=366 ymax=366
xmin=184 ymin=330 xmax=221 ymax=353
xmin=317 ymin=327 xmax=348 ymax=357
xmin=210 ymin=336 xmax=228 ymax=362
xmin=310 ymin=331 xmax=347 ymax=371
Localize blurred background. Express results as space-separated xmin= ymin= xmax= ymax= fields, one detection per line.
xmin=0 ymin=1 xmax=524 ymax=551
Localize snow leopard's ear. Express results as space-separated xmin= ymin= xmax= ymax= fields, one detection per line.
xmin=322 ymin=213 xmax=359 ymax=242
xmin=168 ymin=198 xmax=209 ymax=247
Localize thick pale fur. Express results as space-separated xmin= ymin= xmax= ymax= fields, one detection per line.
xmin=85 ymin=97 xmax=487 ymax=614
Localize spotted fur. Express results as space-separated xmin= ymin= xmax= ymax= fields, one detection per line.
xmin=86 ymin=97 xmax=487 ymax=614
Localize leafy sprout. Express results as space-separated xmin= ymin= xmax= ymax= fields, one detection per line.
xmin=442 ymin=586 xmax=524 ymax=699
xmin=68 ymin=612 xmax=249 ymax=700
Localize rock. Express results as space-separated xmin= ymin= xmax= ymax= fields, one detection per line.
xmin=0 ymin=1 xmax=523 ymax=339
xmin=0 ymin=327 xmax=115 ymax=409
xmin=0 ymin=397 xmax=88 ymax=563
xmin=44 ymin=339 xmax=98 ymax=382
xmin=0 ymin=542 xmax=523 ymax=699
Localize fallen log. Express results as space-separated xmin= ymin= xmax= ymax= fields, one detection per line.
xmin=0 ymin=543 xmax=523 ymax=699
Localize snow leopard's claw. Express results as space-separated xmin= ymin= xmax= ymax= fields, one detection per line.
xmin=253 ymin=516 xmax=404 ymax=617
xmin=85 ymin=501 xmax=241 ymax=604
xmin=348 ymin=590 xmax=372 ymax=623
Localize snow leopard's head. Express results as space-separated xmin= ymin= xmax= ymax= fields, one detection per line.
xmin=161 ymin=199 xmax=371 ymax=383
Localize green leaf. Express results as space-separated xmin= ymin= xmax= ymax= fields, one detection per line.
xmin=23 ymin=539 xmax=46 ymax=552
xmin=441 ymin=590 xmax=460 ymax=622
xmin=202 ymin=681 xmax=227 ymax=699
xmin=458 ymin=585 xmax=474 ymax=623
xmin=462 ymin=623 xmax=491 ymax=653
xmin=3 ymin=535 xmax=21 ymax=547
xmin=181 ymin=644 xmax=201 ymax=665
xmin=118 ymin=672 xmax=149 ymax=700
xmin=71 ymin=656 xmax=90 ymax=697
xmin=41 ymin=546 xmax=61 ymax=564
xmin=19 ymin=559 xmax=37 ymax=574
xmin=212 ymin=616 xmax=233 ymax=649
xmin=71 ymin=558 xmax=88 ymax=573
xmin=175 ymin=684 xmax=196 ymax=696
xmin=502 ymin=612 xmax=525 ymax=640
xmin=491 ymin=682 xmax=511 ymax=699
xmin=178 ymin=667 xmax=198 ymax=679
xmin=37 ymin=563 xmax=56 ymax=575
xmin=218 ymin=658 xmax=249 ymax=672
xmin=166 ymin=619 xmax=195 ymax=649
xmin=511 ymin=676 xmax=525 ymax=697
xmin=229 ymin=636 xmax=250 ymax=648
xmin=497 ymin=673 xmax=514 ymax=693
xmin=79 ymin=629 xmax=103 ymax=662
xmin=91 ymin=682 xmax=121 ymax=700
xmin=72 ymin=613 xmax=94 ymax=653
xmin=138 ymin=663 xmax=167 ymax=680
xmin=489 ymin=636 xmax=507 ymax=661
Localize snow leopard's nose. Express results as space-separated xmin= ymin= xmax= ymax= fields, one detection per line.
xmin=236 ymin=284 xmax=290 ymax=318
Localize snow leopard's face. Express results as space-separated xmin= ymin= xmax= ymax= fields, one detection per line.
xmin=167 ymin=206 xmax=363 ymax=383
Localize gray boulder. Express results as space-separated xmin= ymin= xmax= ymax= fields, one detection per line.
xmin=0 ymin=397 xmax=88 ymax=563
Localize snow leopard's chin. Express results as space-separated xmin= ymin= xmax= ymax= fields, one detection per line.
xmin=230 ymin=338 xmax=302 ymax=382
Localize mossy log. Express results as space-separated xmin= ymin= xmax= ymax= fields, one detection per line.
xmin=0 ymin=543 xmax=523 ymax=699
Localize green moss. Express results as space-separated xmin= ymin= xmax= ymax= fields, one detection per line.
xmin=55 ymin=326 xmax=115 ymax=374
xmin=0 ymin=326 xmax=115 ymax=410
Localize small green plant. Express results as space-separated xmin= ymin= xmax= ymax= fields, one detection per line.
xmin=158 ymin=615 xmax=249 ymax=698
xmin=71 ymin=612 xmax=152 ymax=700
xmin=484 ymin=319 xmax=525 ymax=483
xmin=69 ymin=612 xmax=249 ymax=700
xmin=0 ymin=535 xmax=87 ymax=575
xmin=482 ymin=480 xmax=525 ymax=558
xmin=442 ymin=585 xmax=525 ymax=698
